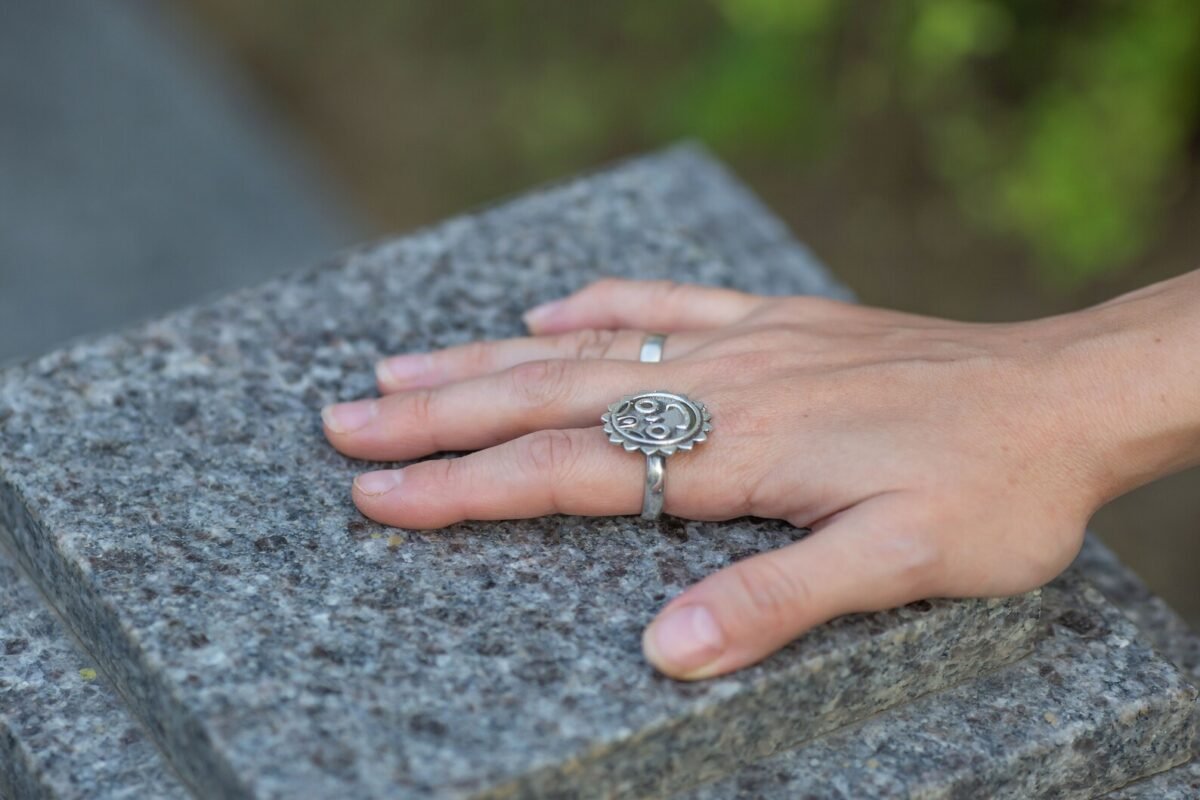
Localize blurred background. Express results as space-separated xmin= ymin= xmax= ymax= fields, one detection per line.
xmin=2 ymin=0 xmax=1196 ymax=623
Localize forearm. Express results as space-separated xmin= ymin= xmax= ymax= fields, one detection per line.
xmin=1046 ymin=269 xmax=1200 ymax=507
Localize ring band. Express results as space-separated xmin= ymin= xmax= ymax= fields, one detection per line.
xmin=639 ymin=332 xmax=667 ymax=364
xmin=643 ymin=453 xmax=666 ymax=520
xmin=637 ymin=333 xmax=668 ymax=519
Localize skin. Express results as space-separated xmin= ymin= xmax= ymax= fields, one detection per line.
xmin=322 ymin=272 xmax=1200 ymax=680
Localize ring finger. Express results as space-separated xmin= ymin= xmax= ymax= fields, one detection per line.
xmin=324 ymin=358 xmax=704 ymax=462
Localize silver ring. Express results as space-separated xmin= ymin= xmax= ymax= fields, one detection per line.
xmin=639 ymin=332 xmax=667 ymax=363
xmin=601 ymin=390 xmax=712 ymax=520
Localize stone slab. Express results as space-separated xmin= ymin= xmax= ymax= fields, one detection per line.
xmin=0 ymin=545 xmax=188 ymax=800
xmin=0 ymin=146 xmax=1039 ymax=799
xmin=1101 ymin=760 xmax=1200 ymax=799
xmin=0 ymin=535 xmax=1186 ymax=800
xmin=1075 ymin=535 xmax=1199 ymax=798
xmin=684 ymin=571 xmax=1198 ymax=799
xmin=0 ymin=0 xmax=355 ymax=364
xmin=1075 ymin=534 xmax=1200 ymax=685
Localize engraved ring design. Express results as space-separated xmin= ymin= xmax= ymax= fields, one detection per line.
xmin=601 ymin=334 xmax=712 ymax=520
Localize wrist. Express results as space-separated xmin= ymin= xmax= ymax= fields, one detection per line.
xmin=1033 ymin=271 xmax=1200 ymax=509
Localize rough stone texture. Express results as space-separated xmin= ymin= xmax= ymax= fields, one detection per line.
xmin=1101 ymin=761 xmax=1200 ymax=799
xmin=0 ymin=147 xmax=1041 ymax=799
xmin=0 ymin=0 xmax=354 ymax=364
xmin=0 ymin=546 xmax=188 ymax=800
xmin=1076 ymin=534 xmax=1200 ymax=684
xmin=1076 ymin=535 xmax=1200 ymax=799
xmin=684 ymin=571 xmax=1198 ymax=800
xmin=2 ymin=532 xmax=1191 ymax=800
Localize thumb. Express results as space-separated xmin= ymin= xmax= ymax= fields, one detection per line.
xmin=641 ymin=494 xmax=940 ymax=680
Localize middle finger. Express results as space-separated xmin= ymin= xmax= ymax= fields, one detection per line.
xmin=324 ymin=358 xmax=694 ymax=462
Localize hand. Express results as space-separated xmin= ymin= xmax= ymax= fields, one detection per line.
xmin=321 ymin=278 xmax=1161 ymax=680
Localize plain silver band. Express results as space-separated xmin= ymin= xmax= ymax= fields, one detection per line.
xmin=638 ymin=334 xmax=668 ymax=519
xmin=642 ymin=453 xmax=665 ymax=520
xmin=639 ymin=332 xmax=667 ymax=363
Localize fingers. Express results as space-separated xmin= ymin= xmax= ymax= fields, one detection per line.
xmin=372 ymin=278 xmax=757 ymax=394
xmin=523 ymin=278 xmax=762 ymax=335
xmin=324 ymin=358 xmax=678 ymax=462
xmin=351 ymin=425 xmax=743 ymax=528
xmin=351 ymin=428 xmax=640 ymax=527
xmin=375 ymin=328 xmax=706 ymax=394
xmin=641 ymin=493 xmax=940 ymax=680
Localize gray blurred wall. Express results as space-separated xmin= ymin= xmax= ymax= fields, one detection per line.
xmin=0 ymin=0 xmax=358 ymax=364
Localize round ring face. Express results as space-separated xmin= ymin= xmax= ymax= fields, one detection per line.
xmin=601 ymin=391 xmax=712 ymax=456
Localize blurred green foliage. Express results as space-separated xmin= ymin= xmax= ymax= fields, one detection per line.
xmin=189 ymin=0 xmax=1200 ymax=286
xmin=661 ymin=0 xmax=1200 ymax=284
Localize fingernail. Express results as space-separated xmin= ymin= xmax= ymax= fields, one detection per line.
xmin=321 ymin=399 xmax=377 ymax=434
xmin=644 ymin=604 xmax=725 ymax=677
xmin=354 ymin=470 xmax=402 ymax=497
xmin=522 ymin=298 xmax=565 ymax=329
xmin=376 ymin=354 xmax=430 ymax=388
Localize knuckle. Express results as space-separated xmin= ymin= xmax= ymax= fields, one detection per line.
xmin=759 ymin=294 xmax=850 ymax=324
xmin=563 ymin=328 xmax=618 ymax=360
xmin=707 ymin=465 xmax=756 ymax=520
xmin=715 ymin=326 xmax=789 ymax=357
xmin=652 ymin=279 xmax=688 ymax=305
xmin=729 ymin=459 xmax=770 ymax=516
xmin=408 ymin=387 xmax=438 ymax=427
xmin=509 ymin=359 xmax=572 ymax=407
xmin=880 ymin=528 xmax=945 ymax=594
xmin=460 ymin=339 xmax=494 ymax=371
xmin=517 ymin=429 xmax=580 ymax=478
xmin=748 ymin=325 xmax=792 ymax=348
xmin=737 ymin=350 xmax=781 ymax=375
xmin=733 ymin=405 xmax=779 ymax=440
xmin=704 ymin=350 xmax=778 ymax=382
xmin=591 ymin=277 xmax=625 ymax=291
xmin=727 ymin=556 xmax=812 ymax=630
xmin=1011 ymin=521 xmax=1083 ymax=587
xmin=795 ymin=294 xmax=851 ymax=316
xmin=422 ymin=455 xmax=461 ymax=489
xmin=587 ymin=277 xmax=628 ymax=300
xmin=689 ymin=446 xmax=765 ymax=517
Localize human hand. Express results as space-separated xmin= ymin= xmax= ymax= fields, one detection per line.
xmin=321 ymin=278 xmax=1155 ymax=680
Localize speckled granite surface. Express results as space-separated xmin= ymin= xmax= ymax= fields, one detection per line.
xmin=1101 ymin=761 xmax=1200 ymax=799
xmin=1075 ymin=535 xmax=1200 ymax=799
xmin=684 ymin=571 xmax=1198 ymax=800
xmin=2 ymin=531 xmax=1191 ymax=800
xmin=1076 ymin=535 xmax=1200 ymax=685
xmin=0 ymin=147 xmax=1041 ymax=799
xmin=0 ymin=545 xmax=188 ymax=800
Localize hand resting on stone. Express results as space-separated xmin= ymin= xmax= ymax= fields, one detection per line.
xmin=322 ymin=273 xmax=1200 ymax=680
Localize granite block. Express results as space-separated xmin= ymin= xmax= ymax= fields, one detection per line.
xmin=684 ymin=571 xmax=1198 ymax=800
xmin=0 ymin=146 xmax=1039 ymax=799
xmin=1074 ymin=534 xmax=1200 ymax=799
xmin=1074 ymin=534 xmax=1200 ymax=684
xmin=1100 ymin=760 xmax=1200 ymax=799
xmin=0 ymin=545 xmax=188 ymax=800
